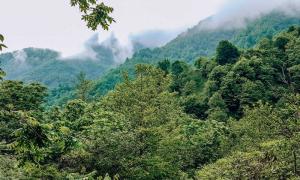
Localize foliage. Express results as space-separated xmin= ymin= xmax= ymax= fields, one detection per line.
xmin=196 ymin=96 xmax=300 ymax=179
xmin=216 ymin=40 xmax=240 ymax=65
xmin=70 ymin=0 xmax=114 ymax=30
xmin=0 ymin=34 xmax=6 ymax=80
xmin=0 ymin=34 xmax=7 ymax=51
xmin=75 ymin=72 xmax=93 ymax=101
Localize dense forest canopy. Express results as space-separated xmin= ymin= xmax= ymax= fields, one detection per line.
xmin=2 ymin=1 xmax=300 ymax=179
xmin=1 ymin=25 xmax=300 ymax=179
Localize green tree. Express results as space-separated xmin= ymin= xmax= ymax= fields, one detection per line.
xmin=75 ymin=72 xmax=92 ymax=101
xmin=274 ymin=36 xmax=289 ymax=51
xmin=170 ymin=61 xmax=190 ymax=94
xmin=157 ymin=59 xmax=171 ymax=75
xmin=194 ymin=57 xmax=217 ymax=79
xmin=74 ymin=65 xmax=205 ymax=178
xmin=216 ymin=40 xmax=240 ymax=65
xmin=0 ymin=81 xmax=47 ymax=143
xmin=196 ymin=145 xmax=291 ymax=179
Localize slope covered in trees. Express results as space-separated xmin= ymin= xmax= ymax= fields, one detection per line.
xmin=92 ymin=11 xmax=300 ymax=96
xmin=0 ymin=45 xmax=116 ymax=89
xmin=0 ymin=29 xmax=181 ymax=92
xmin=1 ymin=25 xmax=300 ymax=179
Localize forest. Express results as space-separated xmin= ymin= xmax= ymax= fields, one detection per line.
xmin=2 ymin=0 xmax=300 ymax=179
xmin=1 ymin=25 xmax=300 ymax=179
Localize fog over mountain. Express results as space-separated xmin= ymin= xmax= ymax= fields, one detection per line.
xmin=0 ymin=28 xmax=183 ymax=88
xmin=69 ymin=28 xmax=184 ymax=64
xmin=196 ymin=0 xmax=300 ymax=30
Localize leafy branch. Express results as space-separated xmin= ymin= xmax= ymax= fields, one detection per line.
xmin=0 ymin=34 xmax=7 ymax=51
xmin=70 ymin=0 xmax=115 ymax=30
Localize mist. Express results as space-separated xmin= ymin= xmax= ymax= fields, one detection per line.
xmin=65 ymin=29 xmax=184 ymax=65
xmin=197 ymin=0 xmax=300 ymax=30
xmin=129 ymin=28 xmax=185 ymax=48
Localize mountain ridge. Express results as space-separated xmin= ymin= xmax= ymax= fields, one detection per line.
xmin=91 ymin=11 xmax=300 ymax=96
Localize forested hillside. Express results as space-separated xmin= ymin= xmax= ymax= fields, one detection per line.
xmin=0 ymin=48 xmax=113 ymax=88
xmin=1 ymin=25 xmax=300 ymax=179
xmin=92 ymin=11 xmax=300 ymax=96
xmin=2 ymin=11 xmax=300 ymax=104
xmin=0 ymin=43 xmax=117 ymax=89
xmin=0 ymin=30 xmax=179 ymax=90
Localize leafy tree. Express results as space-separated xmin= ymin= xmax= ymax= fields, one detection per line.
xmin=10 ymin=112 xmax=50 ymax=165
xmin=196 ymin=144 xmax=291 ymax=179
xmin=181 ymin=95 xmax=209 ymax=119
xmin=207 ymin=92 xmax=228 ymax=121
xmin=75 ymin=72 xmax=92 ymax=101
xmin=274 ymin=36 xmax=289 ymax=51
xmin=194 ymin=57 xmax=217 ymax=79
xmin=0 ymin=81 xmax=47 ymax=143
xmin=90 ymin=65 xmax=186 ymax=178
xmin=216 ymin=40 xmax=240 ymax=65
xmin=157 ymin=59 xmax=171 ymax=75
xmin=170 ymin=61 xmax=190 ymax=94
xmin=159 ymin=119 xmax=231 ymax=177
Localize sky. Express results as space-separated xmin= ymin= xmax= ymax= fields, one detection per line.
xmin=0 ymin=0 xmax=227 ymax=57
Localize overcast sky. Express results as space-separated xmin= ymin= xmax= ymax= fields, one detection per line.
xmin=0 ymin=0 xmax=228 ymax=56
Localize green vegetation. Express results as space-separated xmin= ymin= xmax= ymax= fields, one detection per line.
xmin=0 ymin=47 xmax=115 ymax=89
xmin=2 ymin=25 xmax=300 ymax=179
xmin=70 ymin=0 xmax=114 ymax=30
xmin=92 ymin=11 xmax=300 ymax=96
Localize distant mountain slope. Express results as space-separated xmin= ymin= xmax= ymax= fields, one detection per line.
xmin=0 ymin=47 xmax=114 ymax=89
xmin=0 ymin=29 xmax=182 ymax=89
xmin=92 ymin=11 xmax=300 ymax=95
xmin=141 ymin=11 xmax=300 ymax=62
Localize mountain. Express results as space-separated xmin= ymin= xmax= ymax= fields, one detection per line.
xmin=91 ymin=11 xmax=300 ymax=96
xmin=0 ymin=30 xmax=180 ymax=89
xmin=0 ymin=47 xmax=114 ymax=89
xmin=133 ymin=11 xmax=300 ymax=62
xmin=2 ymin=10 xmax=300 ymax=97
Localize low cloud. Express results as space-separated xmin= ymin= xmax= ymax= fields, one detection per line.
xmin=198 ymin=0 xmax=300 ymax=30
xmin=65 ymin=29 xmax=183 ymax=65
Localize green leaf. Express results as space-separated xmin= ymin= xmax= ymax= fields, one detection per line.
xmin=0 ymin=34 xmax=4 ymax=42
